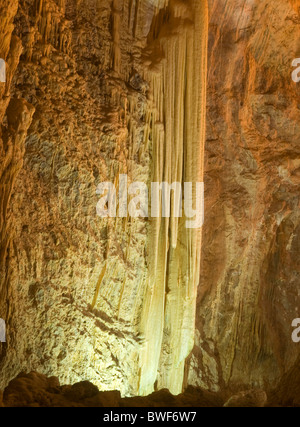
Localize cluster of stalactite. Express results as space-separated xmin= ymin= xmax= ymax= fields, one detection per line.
xmin=137 ymin=0 xmax=208 ymax=395
xmin=0 ymin=0 xmax=208 ymax=397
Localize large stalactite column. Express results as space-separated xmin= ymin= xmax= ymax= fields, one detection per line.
xmin=139 ymin=0 xmax=208 ymax=396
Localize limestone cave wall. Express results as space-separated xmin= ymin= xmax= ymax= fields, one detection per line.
xmin=188 ymin=0 xmax=300 ymax=393
xmin=0 ymin=0 xmax=208 ymax=397
xmin=0 ymin=0 xmax=299 ymax=401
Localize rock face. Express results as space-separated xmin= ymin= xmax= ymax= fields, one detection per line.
xmin=188 ymin=0 xmax=300 ymax=392
xmin=268 ymin=352 xmax=300 ymax=406
xmin=0 ymin=371 xmax=224 ymax=407
xmin=224 ymin=389 xmax=267 ymax=408
xmin=0 ymin=0 xmax=299 ymax=403
xmin=0 ymin=0 xmax=35 ymax=386
xmin=0 ymin=0 xmax=208 ymax=397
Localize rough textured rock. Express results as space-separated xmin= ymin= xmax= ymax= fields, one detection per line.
xmin=188 ymin=0 xmax=300 ymax=393
xmin=0 ymin=0 xmax=299 ymax=404
xmin=0 ymin=0 xmax=35 ymax=385
xmin=224 ymin=389 xmax=267 ymax=408
xmin=1 ymin=371 xmax=224 ymax=407
xmin=0 ymin=0 xmax=207 ymax=397
xmin=268 ymin=352 xmax=300 ymax=406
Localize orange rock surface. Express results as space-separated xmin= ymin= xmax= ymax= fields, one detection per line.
xmin=0 ymin=0 xmax=299 ymax=405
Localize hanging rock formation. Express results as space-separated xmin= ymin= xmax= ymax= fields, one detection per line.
xmin=0 ymin=0 xmax=300 ymax=402
xmin=138 ymin=0 xmax=207 ymax=395
xmin=0 ymin=0 xmax=207 ymax=397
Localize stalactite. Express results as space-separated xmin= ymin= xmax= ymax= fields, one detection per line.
xmin=35 ymin=0 xmax=71 ymax=55
xmin=111 ymin=0 xmax=122 ymax=74
xmin=138 ymin=0 xmax=208 ymax=396
xmin=0 ymin=0 xmax=208 ymax=397
xmin=24 ymin=27 xmax=36 ymax=62
xmin=92 ymin=0 xmax=208 ymax=396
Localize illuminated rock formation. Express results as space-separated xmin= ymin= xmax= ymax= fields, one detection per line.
xmin=137 ymin=0 xmax=208 ymax=395
xmin=0 ymin=371 xmax=224 ymax=407
xmin=0 ymin=0 xmax=299 ymax=403
xmin=188 ymin=0 xmax=300 ymax=393
xmin=0 ymin=0 xmax=35 ymax=357
xmin=0 ymin=0 xmax=207 ymax=397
